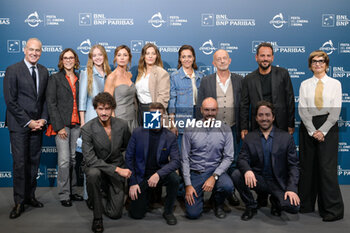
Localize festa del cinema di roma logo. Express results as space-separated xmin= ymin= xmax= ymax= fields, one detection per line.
xmin=24 ymin=11 xmax=43 ymax=27
xmin=269 ymin=13 xmax=288 ymax=28
xmin=320 ymin=40 xmax=337 ymax=55
xmin=77 ymin=39 xmax=92 ymax=55
xmin=148 ymin=12 xmax=166 ymax=28
xmin=143 ymin=111 xmax=221 ymax=129
xmin=199 ymin=40 xmax=217 ymax=55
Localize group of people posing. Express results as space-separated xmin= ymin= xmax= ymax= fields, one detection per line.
xmin=3 ymin=38 xmax=344 ymax=233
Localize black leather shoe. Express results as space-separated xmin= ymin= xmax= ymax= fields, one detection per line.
xmin=322 ymin=215 xmax=343 ymax=222
xmin=269 ymin=196 xmax=281 ymax=217
xmin=86 ymin=199 xmax=94 ymax=210
xmin=70 ymin=194 xmax=84 ymax=201
xmin=26 ymin=198 xmax=44 ymax=208
xmin=162 ymin=213 xmax=177 ymax=225
xmin=92 ymin=218 xmax=104 ymax=233
xmin=61 ymin=200 xmax=72 ymax=207
xmin=10 ymin=204 xmax=24 ymax=219
xmin=227 ymin=192 xmax=240 ymax=206
xmin=257 ymin=194 xmax=268 ymax=208
xmin=241 ymin=208 xmax=257 ymax=221
xmin=271 ymin=206 xmax=282 ymax=216
xmin=214 ymin=206 xmax=226 ymax=219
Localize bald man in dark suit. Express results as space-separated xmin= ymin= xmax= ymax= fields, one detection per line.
xmin=3 ymin=38 xmax=49 ymax=219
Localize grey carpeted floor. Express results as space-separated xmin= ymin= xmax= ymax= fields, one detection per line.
xmin=1 ymin=186 xmax=349 ymax=233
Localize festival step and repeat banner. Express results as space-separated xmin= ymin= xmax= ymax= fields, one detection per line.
xmin=0 ymin=0 xmax=349 ymax=186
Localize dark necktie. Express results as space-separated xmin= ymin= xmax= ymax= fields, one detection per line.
xmin=31 ymin=66 xmax=37 ymax=93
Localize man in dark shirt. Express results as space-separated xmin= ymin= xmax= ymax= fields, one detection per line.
xmin=240 ymin=42 xmax=295 ymax=138
xmin=232 ymin=101 xmax=299 ymax=221
xmin=125 ymin=102 xmax=180 ymax=225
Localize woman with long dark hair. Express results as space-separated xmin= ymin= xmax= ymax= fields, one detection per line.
xmin=169 ymin=45 xmax=204 ymax=145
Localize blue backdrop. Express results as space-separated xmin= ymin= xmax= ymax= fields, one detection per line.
xmin=1 ymin=0 xmax=349 ymax=186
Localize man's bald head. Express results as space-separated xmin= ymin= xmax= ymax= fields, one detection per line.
xmin=201 ymin=97 xmax=218 ymax=121
xmin=213 ymin=49 xmax=229 ymax=60
xmin=213 ymin=49 xmax=231 ymax=72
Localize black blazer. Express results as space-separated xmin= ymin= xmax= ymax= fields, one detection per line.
xmin=240 ymin=66 xmax=295 ymax=131
xmin=196 ymin=72 xmax=243 ymax=139
xmin=3 ymin=60 xmax=49 ymax=131
xmin=237 ymin=127 xmax=299 ymax=193
xmin=81 ymin=117 xmax=131 ymax=177
xmin=46 ymin=70 xmax=80 ymax=132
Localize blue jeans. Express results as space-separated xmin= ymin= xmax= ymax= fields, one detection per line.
xmin=185 ymin=170 xmax=233 ymax=219
xmin=55 ymin=125 xmax=81 ymax=201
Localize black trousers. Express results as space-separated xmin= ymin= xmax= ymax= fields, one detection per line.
xmin=137 ymin=103 xmax=151 ymax=126
xmin=85 ymin=167 xmax=125 ymax=219
xmin=10 ymin=129 xmax=43 ymax=205
xmin=129 ymin=171 xmax=180 ymax=219
xmin=299 ymin=115 xmax=344 ymax=219
xmin=231 ymin=169 xmax=299 ymax=213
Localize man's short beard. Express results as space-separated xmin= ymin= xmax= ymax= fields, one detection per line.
xmin=98 ymin=115 xmax=111 ymax=123
xmin=259 ymin=63 xmax=271 ymax=70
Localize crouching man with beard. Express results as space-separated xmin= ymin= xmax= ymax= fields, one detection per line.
xmin=81 ymin=92 xmax=131 ymax=233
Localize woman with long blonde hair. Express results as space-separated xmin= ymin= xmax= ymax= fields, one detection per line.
xmin=79 ymin=44 xmax=111 ymax=205
xmin=79 ymin=44 xmax=111 ymax=126
xmin=104 ymin=45 xmax=137 ymax=130
xmin=135 ymin=43 xmax=170 ymax=124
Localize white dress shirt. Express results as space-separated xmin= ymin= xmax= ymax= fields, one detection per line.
xmin=216 ymin=73 xmax=231 ymax=94
xmin=298 ymin=74 xmax=342 ymax=136
xmin=135 ymin=73 xmax=152 ymax=104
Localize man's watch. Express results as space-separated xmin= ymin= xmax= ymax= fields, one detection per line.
xmin=212 ymin=173 xmax=219 ymax=181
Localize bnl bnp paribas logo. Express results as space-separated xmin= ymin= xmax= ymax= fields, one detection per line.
xmin=322 ymin=14 xmax=349 ymax=27
xmin=0 ymin=17 xmax=10 ymax=25
xmin=199 ymin=40 xmax=217 ymax=55
xmin=252 ymin=41 xmax=305 ymax=53
xmin=148 ymin=12 xmax=166 ymax=28
xmin=24 ymin=11 xmax=43 ymax=27
xmin=7 ymin=40 xmax=21 ymax=53
xmin=131 ymin=40 xmax=144 ymax=53
xmin=143 ymin=111 xmax=162 ymax=129
xmin=77 ymin=39 xmax=92 ymax=55
xmin=320 ymin=40 xmax=337 ymax=55
xmin=79 ymin=13 xmax=92 ymax=26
